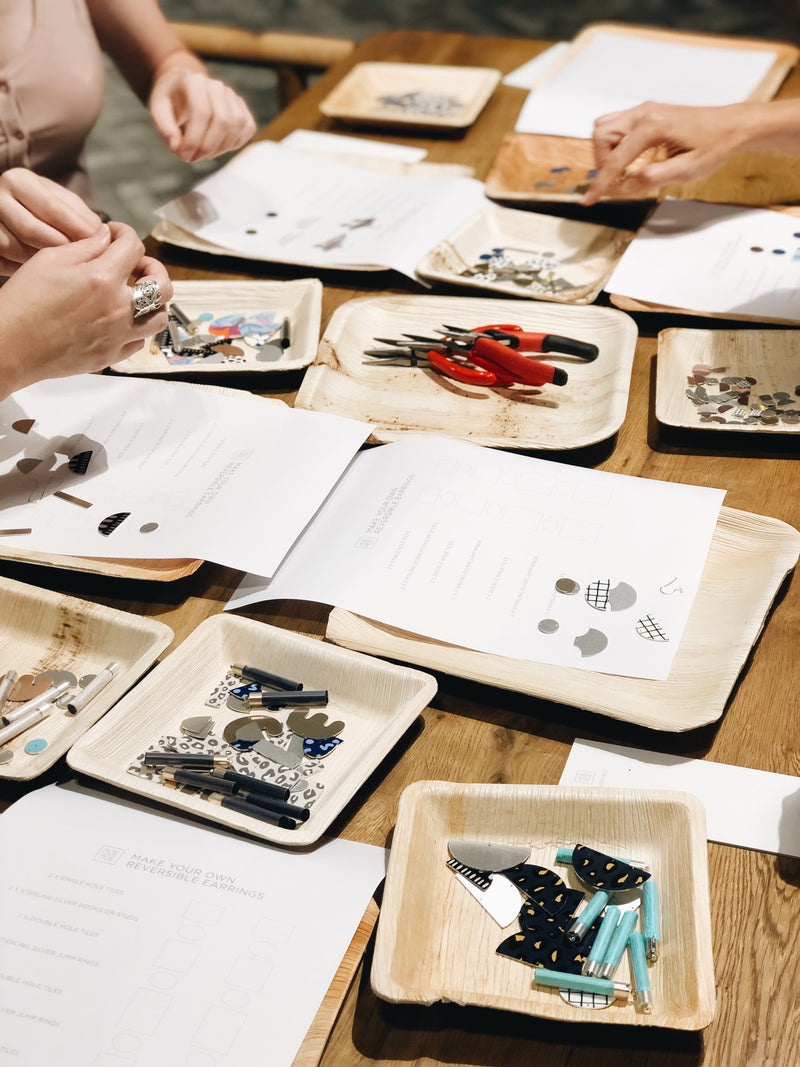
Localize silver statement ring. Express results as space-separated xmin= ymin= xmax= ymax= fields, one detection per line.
xmin=132 ymin=278 xmax=163 ymax=319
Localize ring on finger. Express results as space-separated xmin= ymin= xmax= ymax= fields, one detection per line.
xmin=132 ymin=278 xmax=163 ymax=319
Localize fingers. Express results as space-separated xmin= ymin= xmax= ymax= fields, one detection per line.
xmin=583 ymin=112 xmax=662 ymax=205
xmin=149 ymin=89 xmax=183 ymax=153
xmin=150 ymin=70 xmax=256 ymax=162
xmin=0 ymin=168 xmax=102 ymax=248
xmin=87 ymin=220 xmax=147 ymax=279
xmin=133 ymin=255 xmax=174 ymax=304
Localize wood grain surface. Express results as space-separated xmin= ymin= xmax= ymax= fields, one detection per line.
xmin=1 ymin=28 xmax=799 ymax=1067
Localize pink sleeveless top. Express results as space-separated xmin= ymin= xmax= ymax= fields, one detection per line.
xmin=0 ymin=0 xmax=104 ymax=201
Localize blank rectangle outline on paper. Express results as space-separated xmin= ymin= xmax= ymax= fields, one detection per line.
xmin=183 ymin=900 xmax=225 ymax=925
xmin=153 ymin=939 xmax=202 ymax=973
xmin=251 ymin=916 xmax=294 ymax=943
xmin=225 ymin=955 xmax=274 ymax=990
xmin=191 ymin=1004 xmax=247 ymax=1054
xmin=116 ymin=988 xmax=172 ymax=1035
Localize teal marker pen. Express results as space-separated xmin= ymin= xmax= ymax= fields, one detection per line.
xmin=533 ymin=968 xmax=630 ymax=1000
xmin=596 ymin=908 xmax=638 ymax=979
xmin=566 ymin=889 xmax=609 ymax=943
xmin=628 ymin=931 xmax=652 ymax=1012
xmin=583 ymin=905 xmax=620 ymax=977
xmin=642 ymin=880 xmax=660 ymax=962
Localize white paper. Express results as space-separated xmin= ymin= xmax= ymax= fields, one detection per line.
xmin=560 ymin=739 xmax=800 ymax=857
xmin=0 ymin=375 xmax=369 ymax=574
xmin=280 ymin=128 xmax=427 ymax=162
xmin=157 ymin=141 xmax=486 ymax=280
xmin=229 ymin=438 xmax=724 ymax=680
xmin=606 ymin=199 xmax=800 ymax=319
xmin=515 ymin=31 xmax=778 ymax=138
xmin=455 ymin=872 xmax=523 ymax=928
xmin=503 ymin=43 xmax=570 ymax=90
xmin=0 ymin=783 xmax=386 ymax=1065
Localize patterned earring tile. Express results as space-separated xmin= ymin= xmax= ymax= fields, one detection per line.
xmin=503 ymin=864 xmax=584 ymax=917
xmin=572 ymin=844 xmax=651 ymax=890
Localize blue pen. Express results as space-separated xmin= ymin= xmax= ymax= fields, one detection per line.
xmin=596 ymin=908 xmax=638 ymax=979
xmin=583 ymin=905 xmax=620 ymax=977
xmin=628 ymin=931 xmax=652 ymax=1012
xmin=642 ymin=880 xmax=660 ymax=962
xmin=566 ymin=889 xmax=609 ymax=944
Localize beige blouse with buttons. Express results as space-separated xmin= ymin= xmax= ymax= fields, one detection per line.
xmin=0 ymin=0 xmax=105 ymax=201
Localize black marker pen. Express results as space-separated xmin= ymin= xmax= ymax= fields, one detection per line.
xmin=143 ymin=751 xmax=229 ymax=771
xmin=206 ymin=792 xmax=297 ymax=829
xmin=209 ymin=768 xmax=290 ymax=801
xmin=244 ymin=689 xmax=328 ymax=709
xmin=161 ymin=769 xmax=237 ymax=795
xmin=231 ymin=663 xmax=303 ymax=692
xmin=235 ymin=789 xmax=311 ymax=822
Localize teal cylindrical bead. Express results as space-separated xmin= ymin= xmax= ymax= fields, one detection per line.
xmin=566 ymin=889 xmax=610 ymax=943
xmin=533 ymin=968 xmax=629 ymax=1000
xmin=643 ymin=880 xmax=659 ymax=939
xmin=628 ymin=931 xmax=652 ymax=1012
xmin=596 ymin=907 xmax=638 ymax=978
xmin=584 ymin=905 xmax=620 ymax=975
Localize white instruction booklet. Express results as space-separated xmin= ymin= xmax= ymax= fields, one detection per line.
xmin=0 ymin=784 xmax=386 ymax=1065
xmin=229 ymin=437 xmax=725 ymax=680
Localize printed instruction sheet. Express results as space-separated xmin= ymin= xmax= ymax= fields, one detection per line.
xmin=560 ymin=739 xmax=800 ymax=857
xmin=0 ymin=784 xmax=386 ymax=1065
xmin=515 ymin=30 xmax=778 ymax=138
xmin=157 ymin=141 xmax=487 ymax=280
xmin=606 ymin=200 xmax=800 ymax=320
xmin=0 ymin=374 xmax=369 ymax=574
xmin=229 ymin=437 xmax=725 ymax=680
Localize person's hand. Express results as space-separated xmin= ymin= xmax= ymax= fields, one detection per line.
xmin=0 ymin=169 xmax=104 ymax=275
xmin=148 ymin=66 xmax=257 ymax=163
xmin=581 ymin=102 xmax=752 ymax=206
xmin=0 ymin=221 xmax=172 ymax=399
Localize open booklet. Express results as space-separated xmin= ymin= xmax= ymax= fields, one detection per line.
xmin=156 ymin=141 xmax=487 ymax=281
xmin=228 ymin=437 xmax=725 ymax=681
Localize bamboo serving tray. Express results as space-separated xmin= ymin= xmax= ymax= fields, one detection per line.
xmin=484 ymin=133 xmax=661 ymax=206
xmin=656 ymin=327 xmax=800 ymax=433
xmin=319 ymin=62 xmax=501 ymax=129
xmin=487 ymin=22 xmax=797 ymax=205
xmin=111 ymin=279 xmax=322 ymax=376
xmin=68 ymin=613 xmax=437 ymax=846
xmin=0 ymin=576 xmax=173 ymax=781
xmin=293 ymin=897 xmax=379 ymax=1067
xmin=326 ymin=507 xmax=800 ymax=732
xmin=371 ymin=781 xmax=714 ymax=1029
xmin=415 ymin=204 xmax=634 ymax=302
xmin=295 ymin=294 xmax=637 ymax=450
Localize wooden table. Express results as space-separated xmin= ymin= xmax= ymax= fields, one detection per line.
xmin=3 ymin=29 xmax=800 ymax=1067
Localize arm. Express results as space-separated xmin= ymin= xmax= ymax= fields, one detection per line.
xmin=581 ymin=99 xmax=800 ymax=205
xmin=86 ymin=0 xmax=256 ymax=162
xmin=0 ymin=223 xmax=172 ymax=400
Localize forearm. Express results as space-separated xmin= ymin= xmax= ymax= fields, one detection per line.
xmin=86 ymin=0 xmax=205 ymax=103
xmin=729 ymin=99 xmax=800 ymax=158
